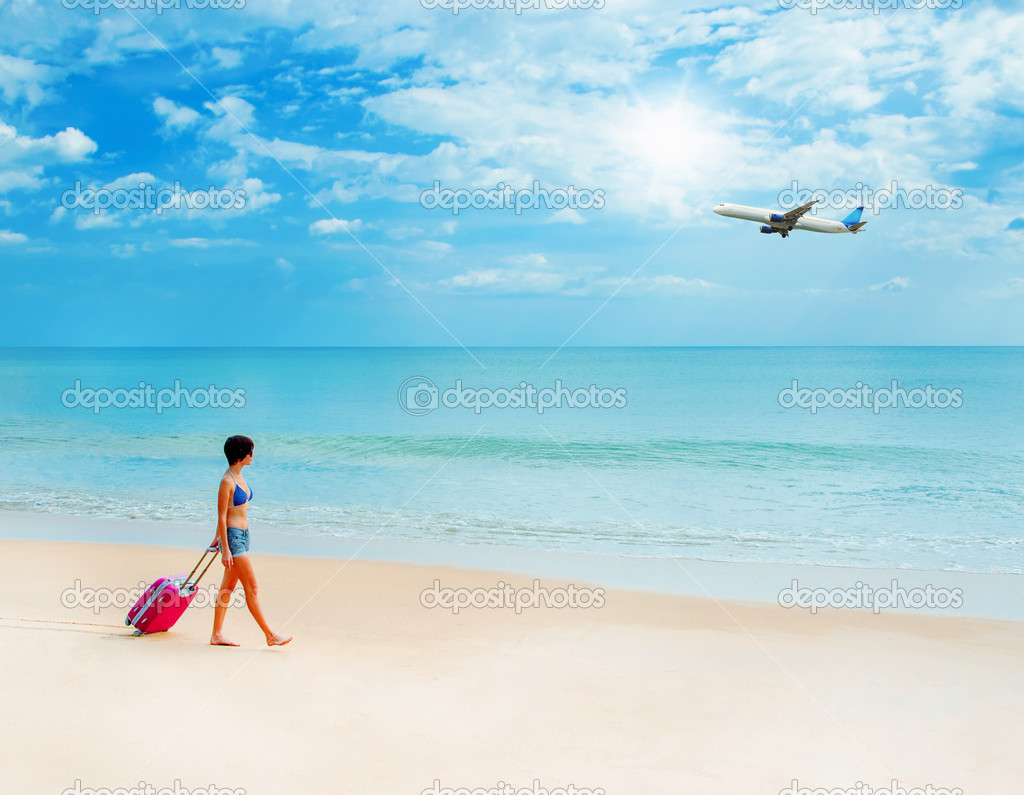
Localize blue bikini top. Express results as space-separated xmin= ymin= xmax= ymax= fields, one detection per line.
xmin=228 ymin=471 xmax=252 ymax=506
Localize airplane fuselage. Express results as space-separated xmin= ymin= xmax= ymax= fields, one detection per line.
xmin=713 ymin=203 xmax=855 ymax=234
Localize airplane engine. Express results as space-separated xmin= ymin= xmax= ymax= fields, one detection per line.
xmin=759 ymin=225 xmax=777 ymax=234
xmin=768 ymin=213 xmax=786 ymax=223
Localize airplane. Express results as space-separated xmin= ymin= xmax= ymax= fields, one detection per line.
xmin=712 ymin=199 xmax=867 ymax=238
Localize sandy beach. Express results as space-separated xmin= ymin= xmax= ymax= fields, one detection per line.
xmin=1 ymin=525 xmax=1022 ymax=795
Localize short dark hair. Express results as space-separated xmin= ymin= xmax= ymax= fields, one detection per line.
xmin=224 ymin=435 xmax=254 ymax=465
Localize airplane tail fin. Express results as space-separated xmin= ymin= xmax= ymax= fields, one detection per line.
xmin=842 ymin=206 xmax=865 ymax=226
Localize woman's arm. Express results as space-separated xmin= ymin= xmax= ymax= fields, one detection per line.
xmin=214 ymin=477 xmax=233 ymax=568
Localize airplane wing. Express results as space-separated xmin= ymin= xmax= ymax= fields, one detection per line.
xmin=782 ymin=200 xmax=817 ymax=222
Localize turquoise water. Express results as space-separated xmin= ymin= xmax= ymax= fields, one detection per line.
xmin=0 ymin=347 xmax=1021 ymax=573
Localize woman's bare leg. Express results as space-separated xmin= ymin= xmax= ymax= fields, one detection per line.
xmin=210 ymin=566 xmax=240 ymax=646
xmin=232 ymin=555 xmax=292 ymax=646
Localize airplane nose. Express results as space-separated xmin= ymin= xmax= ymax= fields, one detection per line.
xmin=713 ymin=205 xmax=724 ymax=215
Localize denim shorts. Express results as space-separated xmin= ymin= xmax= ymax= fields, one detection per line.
xmin=226 ymin=526 xmax=250 ymax=558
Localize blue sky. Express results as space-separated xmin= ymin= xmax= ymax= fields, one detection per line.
xmin=0 ymin=0 xmax=1022 ymax=346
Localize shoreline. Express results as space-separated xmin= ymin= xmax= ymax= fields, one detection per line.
xmin=1 ymin=508 xmax=1021 ymax=621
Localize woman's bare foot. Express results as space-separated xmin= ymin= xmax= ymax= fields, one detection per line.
xmin=210 ymin=633 xmax=240 ymax=647
xmin=266 ymin=633 xmax=292 ymax=647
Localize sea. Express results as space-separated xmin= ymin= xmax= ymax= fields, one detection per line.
xmin=0 ymin=347 xmax=1021 ymax=574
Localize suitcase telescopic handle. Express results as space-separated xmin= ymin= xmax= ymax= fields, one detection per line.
xmin=182 ymin=546 xmax=219 ymax=594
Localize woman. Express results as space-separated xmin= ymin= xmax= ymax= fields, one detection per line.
xmin=210 ymin=435 xmax=292 ymax=647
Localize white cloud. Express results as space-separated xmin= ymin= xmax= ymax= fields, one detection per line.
xmin=52 ymin=171 xmax=274 ymax=227
xmin=440 ymin=267 xmax=575 ymax=293
xmin=438 ymin=255 xmax=610 ymax=294
xmin=869 ymin=277 xmax=910 ymax=292
xmin=386 ymin=225 xmax=423 ymax=240
xmin=707 ymin=15 xmax=890 ymax=112
xmin=929 ymin=8 xmax=1024 ymax=120
xmin=546 ymin=208 xmax=586 ymax=225
xmin=595 ymin=274 xmax=723 ymax=295
xmin=505 ymin=253 xmax=548 ymax=268
xmin=309 ymin=218 xmax=362 ymax=235
xmin=0 ymin=229 xmax=27 ymax=244
xmin=0 ymin=167 xmax=42 ymax=193
xmin=51 ymin=127 xmax=97 ymax=161
xmin=237 ymin=178 xmax=282 ymax=212
xmin=420 ymin=240 xmax=452 ymax=256
xmin=981 ymin=278 xmax=1024 ymax=300
xmin=169 ymin=238 xmax=254 ymax=248
xmin=74 ymin=213 xmax=121 ymax=230
xmin=254 ymin=138 xmax=325 ymax=170
xmin=204 ymin=95 xmax=257 ymax=138
xmin=0 ymin=120 xmax=97 ymax=172
xmin=0 ymin=54 xmax=60 ymax=107
xmin=102 ymin=172 xmax=159 ymax=191
xmin=153 ymin=97 xmax=201 ymax=130
xmin=212 ymin=47 xmax=243 ymax=69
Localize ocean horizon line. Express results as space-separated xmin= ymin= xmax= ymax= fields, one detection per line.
xmin=2 ymin=344 xmax=1024 ymax=351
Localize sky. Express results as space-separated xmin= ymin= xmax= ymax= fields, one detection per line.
xmin=0 ymin=0 xmax=1022 ymax=347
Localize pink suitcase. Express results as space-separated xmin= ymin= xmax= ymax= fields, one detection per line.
xmin=126 ymin=546 xmax=218 ymax=634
